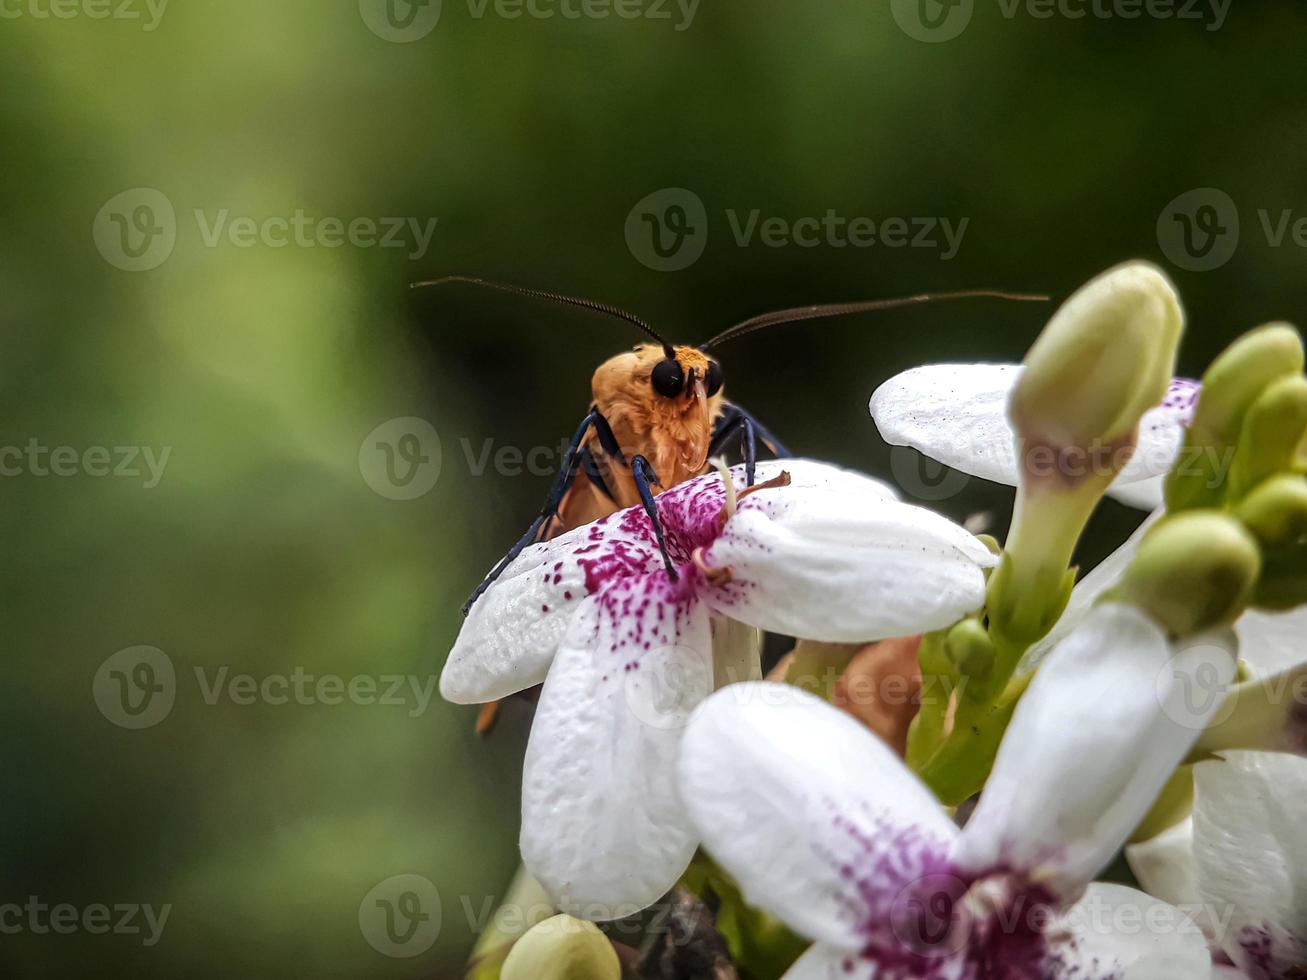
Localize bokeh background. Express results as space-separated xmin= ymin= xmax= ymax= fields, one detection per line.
xmin=2 ymin=1 xmax=1305 ymax=975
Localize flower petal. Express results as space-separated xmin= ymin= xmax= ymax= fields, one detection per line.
xmin=1235 ymin=607 xmax=1307 ymax=677
xmin=760 ymin=457 xmax=899 ymax=501
xmin=442 ymin=458 xmax=894 ymax=703
xmin=679 ymin=682 xmax=958 ymax=950
xmin=1125 ymin=819 xmax=1204 ymax=926
xmin=441 ymin=505 xmax=665 ymax=703
xmin=1057 ymin=882 xmax=1214 ymax=979
xmin=955 ymin=604 xmax=1236 ymax=896
xmin=1193 ymin=750 xmax=1307 ymax=977
xmin=702 ymin=488 xmax=994 ymax=643
xmin=870 ymin=363 xmax=1024 ymax=487
xmin=869 ymin=364 xmax=1195 ymax=509
xmin=781 ymin=943 xmax=880 ymax=980
xmin=520 ymin=583 xmax=712 ymax=917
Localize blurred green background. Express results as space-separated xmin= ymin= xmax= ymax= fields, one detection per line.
xmin=2 ymin=0 xmax=1304 ymax=975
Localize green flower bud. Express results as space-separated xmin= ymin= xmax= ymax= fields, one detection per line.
xmin=1229 ymin=375 xmax=1307 ymax=499
xmin=945 ymin=618 xmax=998 ymax=702
xmin=1253 ymin=550 xmax=1307 ymax=611
xmin=1010 ymin=262 xmax=1183 ymax=468
xmin=1237 ymin=473 xmax=1307 ymax=548
xmin=992 ymin=263 xmax=1184 ymax=657
xmin=1240 ymin=475 xmax=1307 ymax=609
xmin=502 ymin=915 xmax=620 ymax=980
xmin=1166 ymin=323 xmax=1305 ymax=511
xmin=1118 ymin=511 xmax=1261 ymax=637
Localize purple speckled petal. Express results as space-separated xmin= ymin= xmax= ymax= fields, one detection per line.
xmin=1193 ymin=751 xmax=1307 ymax=979
xmin=1057 ymin=883 xmax=1214 ymax=980
xmin=521 ymin=586 xmax=712 ymax=916
xmin=443 ymin=459 xmax=900 ymax=702
xmin=679 ymin=683 xmax=958 ymax=951
xmin=956 ymin=605 xmax=1234 ymax=898
xmin=441 ymin=506 xmax=669 ymax=703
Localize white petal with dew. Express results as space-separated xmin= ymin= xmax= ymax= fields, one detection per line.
xmin=870 ymin=363 xmax=1023 ymax=487
xmin=869 ymin=363 xmax=1187 ymax=508
xmin=520 ymin=585 xmax=710 ymax=917
xmin=679 ymin=682 xmax=958 ymax=951
xmin=1193 ymin=751 xmax=1307 ymax=976
xmin=780 ymin=943 xmax=879 ymax=980
xmin=1058 ymin=882 xmax=1214 ymax=980
xmin=703 ymin=488 xmax=993 ymax=643
xmin=955 ymin=604 xmax=1236 ymax=895
xmin=441 ymin=519 xmax=659 ymax=703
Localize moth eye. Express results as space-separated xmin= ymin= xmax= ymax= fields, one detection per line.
xmin=651 ymin=358 xmax=685 ymax=398
xmin=704 ymin=360 xmax=723 ymax=397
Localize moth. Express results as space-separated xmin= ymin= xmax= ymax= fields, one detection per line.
xmin=417 ymin=276 xmax=1043 ymax=730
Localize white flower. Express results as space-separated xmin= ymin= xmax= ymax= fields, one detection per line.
xmin=441 ymin=459 xmax=996 ymax=916
xmin=870 ymin=363 xmax=1200 ymax=509
xmin=679 ymin=602 xmax=1235 ymax=979
xmin=1126 ymin=607 xmax=1307 ymax=979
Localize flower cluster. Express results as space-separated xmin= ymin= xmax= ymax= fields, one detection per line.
xmin=443 ymin=262 xmax=1307 ymax=980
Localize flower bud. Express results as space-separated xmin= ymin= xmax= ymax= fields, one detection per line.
xmin=1229 ymin=374 xmax=1307 ymax=500
xmin=1117 ymin=511 xmax=1261 ymax=637
xmin=1009 ymin=262 xmax=1183 ymax=472
xmin=992 ymin=264 xmax=1184 ymax=654
xmin=1238 ymin=475 xmax=1307 ymax=609
xmin=502 ymin=915 xmax=620 ymax=980
xmin=945 ymin=618 xmax=998 ymax=701
xmin=1165 ymin=323 xmax=1305 ymax=511
xmin=1236 ymin=473 xmax=1307 ymax=548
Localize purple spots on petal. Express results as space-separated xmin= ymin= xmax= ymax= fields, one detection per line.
xmin=1160 ymin=377 xmax=1201 ymax=424
xmin=813 ymin=800 xmax=1119 ymax=980
xmin=1234 ymin=922 xmax=1307 ymax=980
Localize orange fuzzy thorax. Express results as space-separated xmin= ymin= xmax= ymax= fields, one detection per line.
xmin=589 ymin=344 xmax=726 ymax=499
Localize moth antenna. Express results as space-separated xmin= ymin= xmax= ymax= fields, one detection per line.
xmin=412 ymin=275 xmax=674 ymax=355
xmin=698 ymin=290 xmax=1049 ymax=351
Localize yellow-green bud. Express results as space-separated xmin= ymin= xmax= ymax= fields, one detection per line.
xmin=502 ymin=915 xmax=620 ymax=980
xmin=945 ymin=618 xmax=998 ymax=701
xmin=1166 ymin=323 xmax=1305 ymax=511
xmin=1010 ymin=262 xmax=1183 ymax=469
xmin=1239 ymin=475 xmax=1307 ymax=609
xmin=1237 ymin=473 xmax=1307 ymax=548
xmin=1229 ymin=375 xmax=1307 ymax=499
xmin=1118 ymin=511 xmax=1261 ymax=637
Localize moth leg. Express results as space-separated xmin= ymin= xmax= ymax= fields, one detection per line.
xmin=709 ymin=404 xmax=792 ymax=487
xmin=462 ymin=406 xmax=625 ymax=615
xmin=576 ymin=446 xmax=616 ymax=504
xmin=631 ymin=455 xmax=678 ymax=581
